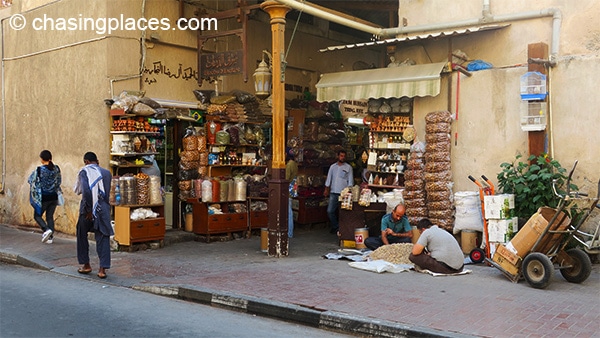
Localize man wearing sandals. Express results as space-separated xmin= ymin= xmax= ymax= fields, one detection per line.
xmin=74 ymin=152 xmax=113 ymax=279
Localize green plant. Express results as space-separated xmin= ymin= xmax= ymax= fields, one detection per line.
xmin=497 ymin=154 xmax=577 ymax=220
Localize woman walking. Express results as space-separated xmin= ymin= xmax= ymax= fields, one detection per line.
xmin=28 ymin=150 xmax=62 ymax=243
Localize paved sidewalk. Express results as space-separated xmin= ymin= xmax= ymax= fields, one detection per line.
xmin=1 ymin=223 xmax=599 ymax=337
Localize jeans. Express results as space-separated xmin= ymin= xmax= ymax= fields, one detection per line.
xmin=34 ymin=199 xmax=58 ymax=233
xmin=288 ymin=197 xmax=294 ymax=238
xmin=327 ymin=193 xmax=340 ymax=231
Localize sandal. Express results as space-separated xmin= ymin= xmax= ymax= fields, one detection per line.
xmin=77 ymin=267 xmax=92 ymax=274
xmin=97 ymin=271 xmax=107 ymax=279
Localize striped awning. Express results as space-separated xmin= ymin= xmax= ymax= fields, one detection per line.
xmin=319 ymin=25 xmax=510 ymax=53
xmin=316 ymin=62 xmax=448 ymax=102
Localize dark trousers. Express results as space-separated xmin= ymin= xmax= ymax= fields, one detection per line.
xmin=409 ymin=253 xmax=463 ymax=274
xmin=76 ymin=216 xmax=111 ymax=269
xmin=34 ymin=200 xmax=58 ymax=233
xmin=365 ymin=236 xmax=411 ymax=250
xmin=327 ymin=193 xmax=340 ymax=231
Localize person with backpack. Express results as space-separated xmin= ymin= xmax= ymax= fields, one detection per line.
xmin=28 ymin=150 xmax=62 ymax=244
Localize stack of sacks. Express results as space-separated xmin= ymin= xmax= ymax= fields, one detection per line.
xmin=179 ymin=130 xmax=201 ymax=200
xmin=404 ymin=142 xmax=427 ymax=226
xmin=424 ymin=111 xmax=454 ymax=231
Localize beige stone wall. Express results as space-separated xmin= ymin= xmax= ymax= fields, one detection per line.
xmin=0 ymin=0 xmax=214 ymax=234
xmin=2 ymin=0 xmax=596 ymax=234
xmin=394 ymin=0 xmax=600 ymax=228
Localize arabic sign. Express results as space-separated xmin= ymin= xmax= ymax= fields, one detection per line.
xmin=200 ymin=50 xmax=243 ymax=78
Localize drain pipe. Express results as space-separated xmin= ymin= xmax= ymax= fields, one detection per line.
xmin=275 ymin=0 xmax=561 ymax=64
xmin=272 ymin=0 xmax=382 ymax=36
xmin=0 ymin=21 xmax=5 ymax=194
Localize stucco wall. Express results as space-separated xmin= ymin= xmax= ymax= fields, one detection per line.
xmin=0 ymin=0 xmax=208 ymax=234
xmin=1 ymin=0 xmax=597 ymax=234
xmin=394 ymin=0 xmax=600 ymax=228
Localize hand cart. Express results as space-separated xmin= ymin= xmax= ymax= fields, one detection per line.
xmin=487 ymin=161 xmax=599 ymax=289
xmin=467 ymin=174 xmax=495 ymax=263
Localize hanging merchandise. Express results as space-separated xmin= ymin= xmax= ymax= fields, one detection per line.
xmin=234 ymin=177 xmax=247 ymax=201
xmin=211 ymin=178 xmax=221 ymax=202
xmin=215 ymin=130 xmax=230 ymax=145
xmin=206 ymin=120 xmax=221 ymax=144
xmin=149 ymin=175 xmax=162 ymax=205
xmin=226 ymin=179 xmax=236 ymax=201
xmin=119 ymin=176 xmax=137 ymax=205
xmin=201 ymin=179 xmax=212 ymax=202
xmin=193 ymin=179 xmax=203 ymax=198
xmin=135 ymin=172 xmax=150 ymax=205
xmin=219 ymin=179 xmax=229 ymax=201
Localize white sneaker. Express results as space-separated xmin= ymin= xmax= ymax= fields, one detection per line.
xmin=42 ymin=229 xmax=53 ymax=243
xmin=46 ymin=239 xmax=53 ymax=244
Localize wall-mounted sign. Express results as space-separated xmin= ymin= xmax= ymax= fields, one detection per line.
xmin=339 ymin=99 xmax=368 ymax=116
xmin=200 ymin=50 xmax=243 ymax=78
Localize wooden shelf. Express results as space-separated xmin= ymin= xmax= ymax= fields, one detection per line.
xmin=110 ymin=131 xmax=161 ymax=135
xmin=110 ymin=152 xmax=160 ymax=157
xmin=368 ymin=184 xmax=403 ymax=189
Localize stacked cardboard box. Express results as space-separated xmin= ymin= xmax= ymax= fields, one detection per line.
xmin=484 ymin=194 xmax=517 ymax=250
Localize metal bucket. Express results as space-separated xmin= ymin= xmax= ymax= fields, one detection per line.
xmin=355 ymin=228 xmax=369 ymax=249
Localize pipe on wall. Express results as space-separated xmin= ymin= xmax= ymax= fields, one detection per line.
xmin=275 ymin=0 xmax=562 ymax=64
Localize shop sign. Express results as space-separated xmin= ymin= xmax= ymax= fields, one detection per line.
xmin=200 ymin=50 xmax=243 ymax=78
xmin=339 ymin=99 xmax=368 ymax=120
xmin=339 ymin=99 xmax=368 ymax=115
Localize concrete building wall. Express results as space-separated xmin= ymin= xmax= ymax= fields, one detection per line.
xmin=392 ymin=0 xmax=599 ymax=228
xmin=0 ymin=0 xmax=381 ymax=234
xmin=1 ymin=0 xmax=596 ymax=233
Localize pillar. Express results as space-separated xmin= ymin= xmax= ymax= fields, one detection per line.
xmin=261 ymin=1 xmax=291 ymax=257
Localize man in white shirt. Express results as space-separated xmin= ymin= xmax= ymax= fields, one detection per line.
xmin=324 ymin=150 xmax=353 ymax=234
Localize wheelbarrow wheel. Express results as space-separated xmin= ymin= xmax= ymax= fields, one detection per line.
xmin=560 ymin=248 xmax=592 ymax=283
xmin=522 ymin=252 xmax=554 ymax=289
xmin=469 ymin=248 xmax=486 ymax=264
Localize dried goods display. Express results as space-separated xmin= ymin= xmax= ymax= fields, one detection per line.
xmin=424 ymin=111 xmax=454 ymax=232
xmin=404 ymin=142 xmax=427 ymax=226
xmin=369 ymin=243 xmax=413 ymax=264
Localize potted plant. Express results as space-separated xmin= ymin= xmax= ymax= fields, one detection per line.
xmin=496 ymin=153 xmax=577 ymax=225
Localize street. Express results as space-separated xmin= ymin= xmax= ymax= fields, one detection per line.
xmin=0 ymin=263 xmax=352 ymax=338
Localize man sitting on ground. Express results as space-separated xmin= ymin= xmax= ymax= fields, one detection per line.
xmin=364 ymin=203 xmax=412 ymax=250
xmin=409 ymin=218 xmax=464 ymax=274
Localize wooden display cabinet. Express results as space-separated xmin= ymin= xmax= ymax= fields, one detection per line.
xmin=114 ymin=204 xmax=166 ymax=246
xmin=248 ymin=197 xmax=269 ymax=230
xmin=292 ymin=196 xmax=328 ymax=226
xmin=187 ymin=199 xmax=248 ymax=241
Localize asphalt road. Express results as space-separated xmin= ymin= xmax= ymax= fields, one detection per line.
xmin=0 ymin=263 xmax=353 ymax=338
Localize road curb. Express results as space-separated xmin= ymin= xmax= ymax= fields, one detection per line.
xmin=0 ymin=249 xmax=53 ymax=271
xmin=136 ymin=284 xmax=477 ymax=338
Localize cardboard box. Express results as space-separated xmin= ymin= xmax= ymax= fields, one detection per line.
xmin=509 ymin=207 xmax=570 ymax=257
xmin=487 ymin=217 xmax=518 ymax=242
xmin=484 ymin=194 xmax=515 ymax=219
xmin=492 ymin=244 xmax=521 ymax=276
